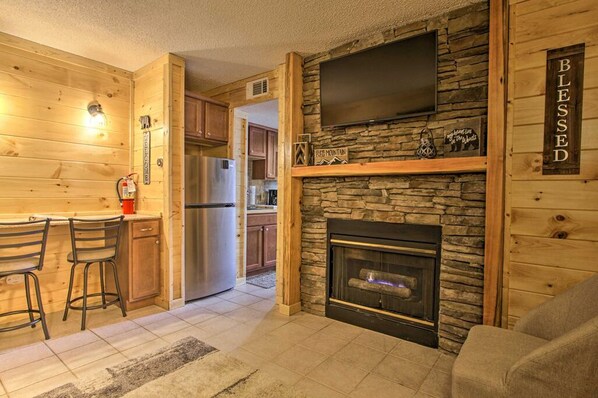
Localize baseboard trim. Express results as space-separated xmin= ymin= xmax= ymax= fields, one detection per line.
xmin=169 ymin=298 xmax=185 ymax=310
xmin=278 ymin=302 xmax=301 ymax=316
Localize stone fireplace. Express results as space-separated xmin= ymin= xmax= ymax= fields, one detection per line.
xmin=299 ymin=3 xmax=489 ymax=354
xmin=301 ymin=175 xmax=485 ymax=353
xmin=327 ymin=219 xmax=441 ymax=347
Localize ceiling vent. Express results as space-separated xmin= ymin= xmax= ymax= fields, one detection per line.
xmin=246 ymin=78 xmax=269 ymax=99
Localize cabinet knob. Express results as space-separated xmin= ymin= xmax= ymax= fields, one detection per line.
xmin=265 ymin=227 xmax=269 ymax=232
xmin=155 ymin=240 xmax=160 ymax=245
xmin=140 ymin=227 xmax=153 ymax=232
xmin=206 ymin=132 xmax=211 ymax=137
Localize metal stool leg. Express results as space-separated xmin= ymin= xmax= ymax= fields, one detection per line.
xmin=81 ymin=262 xmax=92 ymax=330
xmin=109 ymin=260 xmax=127 ymax=317
xmin=63 ymin=263 xmax=77 ymax=321
xmin=29 ymin=272 xmax=50 ymax=340
xmin=99 ymin=262 xmax=107 ymax=309
xmin=24 ymin=273 xmax=36 ymax=328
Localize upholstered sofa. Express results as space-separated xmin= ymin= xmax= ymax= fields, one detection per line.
xmin=452 ymin=274 xmax=598 ymax=398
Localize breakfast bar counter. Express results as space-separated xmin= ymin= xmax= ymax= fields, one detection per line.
xmin=0 ymin=212 xmax=163 ymax=318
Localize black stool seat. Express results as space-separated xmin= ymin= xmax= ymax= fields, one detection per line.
xmin=62 ymin=216 xmax=127 ymax=330
xmin=0 ymin=219 xmax=51 ymax=340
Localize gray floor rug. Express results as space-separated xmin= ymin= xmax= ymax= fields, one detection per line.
xmin=247 ymin=271 xmax=276 ymax=289
xmin=36 ymin=337 xmax=305 ymax=398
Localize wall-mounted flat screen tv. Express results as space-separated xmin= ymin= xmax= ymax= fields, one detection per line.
xmin=320 ymin=31 xmax=437 ymax=128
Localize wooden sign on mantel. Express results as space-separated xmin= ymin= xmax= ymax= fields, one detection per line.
xmin=314 ymin=147 xmax=349 ymax=166
xmin=542 ymin=43 xmax=585 ymax=175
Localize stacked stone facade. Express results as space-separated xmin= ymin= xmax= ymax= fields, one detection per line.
xmin=300 ymin=3 xmax=490 ymax=354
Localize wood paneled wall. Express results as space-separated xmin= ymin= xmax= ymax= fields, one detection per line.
xmin=0 ymin=32 xmax=132 ymax=315
xmin=0 ymin=32 xmax=132 ymax=216
xmin=132 ymin=55 xmax=185 ymax=308
xmin=503 ymin=0 xmax=598 ymax=327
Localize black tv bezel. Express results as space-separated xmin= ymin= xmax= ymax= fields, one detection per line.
xmin=319 ymin=30 xmax=438 ymax=129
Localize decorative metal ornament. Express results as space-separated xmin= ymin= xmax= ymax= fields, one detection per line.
xmin=415 ymin=128 xmax=437 ymax=159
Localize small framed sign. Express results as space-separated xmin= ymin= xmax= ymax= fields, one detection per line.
xmin=443 ymin=118 xmax=483 ymax=158
xmin=143 ymin=131 xmax=151 ymax=185
xmin=314 ymin=147 xmax=349 ymax=165
xmin=542 ymin=43 xmax=585 ymax=175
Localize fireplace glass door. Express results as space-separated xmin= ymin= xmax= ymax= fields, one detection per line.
xmin=330 ymin=236 xmax=437 ymax=323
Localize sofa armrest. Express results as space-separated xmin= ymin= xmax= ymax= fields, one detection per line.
xmin=514 ymin=275 xmax=598 ymax=340
xmin=507 ymin=317 xmax=598 ymax=398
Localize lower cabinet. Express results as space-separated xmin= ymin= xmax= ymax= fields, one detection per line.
xmin=108 ymin=219 xmax=161 ymax=311
xmin=246 ymin=213 xmax=276 ymax=275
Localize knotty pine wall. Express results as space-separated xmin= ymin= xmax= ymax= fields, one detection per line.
xmin=132 ymin=55 xmax=185 ymax=306
xmin=0 ymin=32 xmax=132 ymax=216
xmin=503 ymin=0 xmax=598 ymax=328
xmin=0 ymin=32 xmax=132 ymax=315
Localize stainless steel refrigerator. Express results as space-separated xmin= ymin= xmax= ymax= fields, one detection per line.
xmin=185 ymin=155 xmax=236 ymax=301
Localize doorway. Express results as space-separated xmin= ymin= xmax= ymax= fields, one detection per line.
xmin=236 ymin=99 xmax=279 ymax=289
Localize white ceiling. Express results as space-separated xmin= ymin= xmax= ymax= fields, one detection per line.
xmin=239 ymin=100 xmax=279 ymax=129
xmin=0 ymin=0 xmax=481 ymax=92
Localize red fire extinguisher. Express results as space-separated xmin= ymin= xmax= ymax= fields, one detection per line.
xmin=117 ymin=173 xmax=137 ymax=215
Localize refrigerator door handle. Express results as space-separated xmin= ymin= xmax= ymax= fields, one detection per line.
xmin=185 ymin=203 xmax=236 ymax=209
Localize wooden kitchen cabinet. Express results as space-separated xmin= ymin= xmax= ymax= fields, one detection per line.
xmin=262 ymin=223 xmax=277 ymax=268
xmin=185 ymin=96 xmax=204 ymax=139
xmin=246 ymin=213 xmax=276 ymax=275
xmin=108 ymin=219 xmax=161 ymax=310
xmin=251 ymin=125 xmax=278 ymax=180
xmin=246 ymin=225 xmax=263 ymax=274
xmin=185 ymin=91 xmax=229 ymax=145
xmin=248 ymin=124 xmax=267 ymax=158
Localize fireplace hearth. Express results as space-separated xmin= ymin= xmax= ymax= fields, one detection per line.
xmin=326 ymin=219 xmax=441 ymax=347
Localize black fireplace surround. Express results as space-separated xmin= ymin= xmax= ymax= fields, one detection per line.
xmin=326 ymin=219 xmax=441 ymax=347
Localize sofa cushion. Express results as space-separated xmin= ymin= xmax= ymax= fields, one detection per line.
xmin=452 ymin=325 xmax=548 ymax=398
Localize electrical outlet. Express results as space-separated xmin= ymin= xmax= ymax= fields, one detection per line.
xmin=6 ymin=275 xmax=24 ymax=285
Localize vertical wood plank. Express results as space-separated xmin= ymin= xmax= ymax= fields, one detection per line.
xmin=484 ymin=0 xmax=508 ymax=326
xmin=278 ymin=53 xmax=303 ymax=315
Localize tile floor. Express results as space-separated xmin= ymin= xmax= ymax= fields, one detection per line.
xmin=0 ymin=283 xmax=454 ymax=398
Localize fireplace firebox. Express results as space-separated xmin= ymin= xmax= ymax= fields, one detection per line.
xmin=326 ymin=219 xmax=441 ymax=347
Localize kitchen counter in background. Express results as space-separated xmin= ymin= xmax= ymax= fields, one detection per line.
xmin=247 ymin=209 xmax=277 ymax=215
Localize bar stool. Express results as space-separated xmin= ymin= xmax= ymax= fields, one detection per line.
xmin=0 ymin=219 xmax=51 ymax=340
xmin=63 ymin=216 xmax=126 ymax=330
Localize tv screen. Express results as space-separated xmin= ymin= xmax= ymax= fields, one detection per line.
xmin=320 ymin=31 xmax=437 ymax=128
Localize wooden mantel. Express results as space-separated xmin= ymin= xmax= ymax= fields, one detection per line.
xmin=291 ymin=156 xmax=487 ymax=178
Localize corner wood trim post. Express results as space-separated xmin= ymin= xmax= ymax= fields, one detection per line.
xmin=483 ymin=0 xmax=507 ymax=326
xmin=278 ymin=52 xmax=303 ymax=316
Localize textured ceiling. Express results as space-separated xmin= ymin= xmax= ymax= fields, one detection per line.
xmin=0 ymin=0 xmax=481 ymax=92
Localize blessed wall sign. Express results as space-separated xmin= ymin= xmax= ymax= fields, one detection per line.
xmin=542 ymin=43 xmax=585 ymax=175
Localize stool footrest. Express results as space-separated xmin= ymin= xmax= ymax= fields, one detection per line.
xmin=0 ymin=309 xmax=42 ymax=332
xmin=66 ymin=292 xmax=121 ymax=312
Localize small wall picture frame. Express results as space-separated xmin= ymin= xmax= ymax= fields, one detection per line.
xmin=443 ymin=117 xmax=484 ymax=158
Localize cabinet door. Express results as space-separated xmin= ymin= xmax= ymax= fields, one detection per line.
xmin=266 ymin=130 xmax=278 ymax=179
xmin=185 ymin=97 xmax=204 ymax=138
xmin=130 ymin=236 xmax=160 ymax=301
xmin=263 ymin=223 xmax=277 ymax=269
xmin=248 ymin=125 xmax=266 ymax=158
xmin=205 ymin=102 xmax=228 ymax=142
xmin=246 ymin=225 xmax=263 ymax=273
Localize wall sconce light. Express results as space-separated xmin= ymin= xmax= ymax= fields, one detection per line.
xmin=87 ymin=100 xmax=107 ymax=127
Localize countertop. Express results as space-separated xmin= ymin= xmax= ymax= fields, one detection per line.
xmin=247 ymin=208 xmax=277 ymax=215
xmin=0 ymin=213 xmax=161 ymax=228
